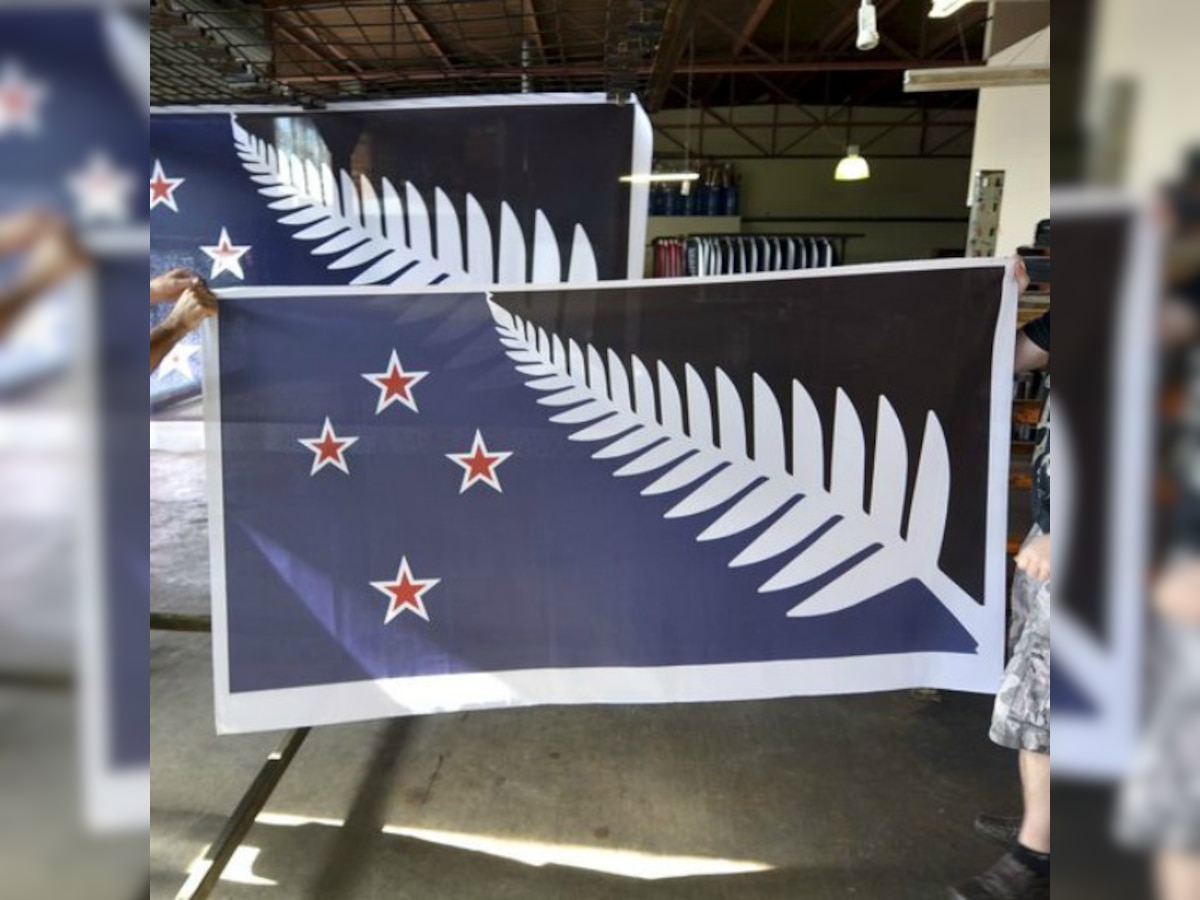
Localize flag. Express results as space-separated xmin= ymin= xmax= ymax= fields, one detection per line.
xmin=1051 ymin=194 xmax=1158 ymax=778
xmin=0 ymin=7 xmax=150 ymax=827
xmin=150 ymin=96 xmax=653 ymax=408
xmin=207 ymin=262 xmax=1015 ymax=734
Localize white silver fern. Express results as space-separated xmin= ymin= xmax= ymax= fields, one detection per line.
xmin=488 ymin=298 xmax=986 ymax=639
xmin=230 ymin=114 xmax=598 ymax=286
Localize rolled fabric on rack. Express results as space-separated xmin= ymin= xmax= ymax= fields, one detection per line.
xmin=650 ymin=233 xmax=849 ymax=277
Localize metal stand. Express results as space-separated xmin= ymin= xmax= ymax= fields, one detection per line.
xmin=0 ymin=668 xmax=71 ymax=690
xmin=175 ymin=728 xmax=310 ymax=900
xmin=152 ymin=613 xmax=309 ymax=900
xmin=149 ymin=612 xmax=212 ymax=633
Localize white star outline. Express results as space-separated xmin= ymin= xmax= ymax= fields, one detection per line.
xmin=297 ymin=416 xmax=359 ymax=476
xmin=200 ymin=227 xmax=252 ymax=281
xmin=369 ymin=557 xmax=442 ymax=624
xmin=360 ymin=349 xmax=429 ymax=415
xmin=156 ymin=340 xmax=199 ymax=381
xmin=446 ymin=429 xmax=513 ymax=494
xmin=149 ymin=159 xmax=185 ymax=212
xmin=66 ymin=151 xmax=135 ymax=223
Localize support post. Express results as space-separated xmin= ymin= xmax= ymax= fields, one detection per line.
xmin=175 ymin=728 xmax=311 ymax=900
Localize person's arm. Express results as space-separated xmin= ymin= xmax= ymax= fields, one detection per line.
xmin=1161 ymin=274 xmax=1200 ymax=346
xmin=150 ymin=318 xmax=188 ymax=374
xmin=0 ymin=213 xmax=89 ymax=339
xmin=0 ymin=209 xmax=62 ymax=255
xmin=1016 ymin=309 xmax=1050 ymax=375
xmin=1014 ymin=330 xmax=1050 ymax=375
xmin=150 ymin=285 xmax=217 ymax=373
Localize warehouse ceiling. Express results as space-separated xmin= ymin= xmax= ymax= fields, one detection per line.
xmin=150 ymin=0 xmax=996 ymax=110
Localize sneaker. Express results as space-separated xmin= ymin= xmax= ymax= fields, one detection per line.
xmin=972 ymin=814 xmax=1022 ymax=849
xmin=947 ymin=852 xmax=1049 ymax=900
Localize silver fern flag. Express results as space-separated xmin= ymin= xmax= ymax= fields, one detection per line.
xmin=150 ymin=95 xmax=652 ymax=409
xmin=1050 ymin=195 xmax=1157 ymax=779
xmin=206 ymin=262 xmax=1016 ymax=734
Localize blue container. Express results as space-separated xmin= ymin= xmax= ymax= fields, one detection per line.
xmin=706 ymin=184 xmax=724 ymax=217
xmin=668 ymin=186 xmax=685 ymax=216
xmin=724 ymin=183 xmax=740 ymax=217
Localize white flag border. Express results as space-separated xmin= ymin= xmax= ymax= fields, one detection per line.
xmin=1048 ymin=190 xmax=1160 ymax=780
xmin=202 ymin=257 xmax=1016 ymax=735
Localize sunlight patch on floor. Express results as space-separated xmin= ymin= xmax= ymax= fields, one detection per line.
xmin=176 ymin=845 xmax=276 ymax=897
xmin=379 ymin=824 xmax=773 ymax=880
xmin=220 ymin=811 xmax=772 ymax=883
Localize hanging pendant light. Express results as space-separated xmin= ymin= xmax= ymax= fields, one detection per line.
xmin=835 ymin=146 xmax=870 ymax=181
xmin=834 ymin=107 xmax=870 ymax=182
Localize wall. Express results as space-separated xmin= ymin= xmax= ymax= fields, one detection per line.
xmin=1089 ymin=0 xmax=1200 ymax=191
xmin=966 ymin=27 xmax=1051 ymax=255
xmin=651 ymin=103 xmax=976 ymax=265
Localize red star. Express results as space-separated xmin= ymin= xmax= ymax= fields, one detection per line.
xmin=0 ymin=86 xmax=27 ymax=116
xmin=361 ymin=350 xmax=428 ymax=414
xmin=298 ymin=417 xmax=359 ymax=476
xmin=149 ymin=159 xmax=185 ymax=212
xmin=446 ymin=430 xmax=513 ymax=494
xmin=200 ymin=227 xmax=251 ymax=280
xmin=370 ymin=557 xmax=441 ymax=623
xmin=0 ymin=61 xmax=46 ymax=135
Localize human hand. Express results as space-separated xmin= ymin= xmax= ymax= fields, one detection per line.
xmin=1014 ymin=532 xmax=1050 ymax=582
xmin=162 ymin=283 xmax=217 ymax=335
xmin=19 ymin=215 xmax=89 ymax=285
xmin=0 ymin=212 xmax=90 ymax=339
xmin=150 ymin=268 xmax=203 ymax=304
xmin=1014 ymin=256 xmax=1030 ymax=295
xmin=1154 ymin=558 xmax=1200 ymax=624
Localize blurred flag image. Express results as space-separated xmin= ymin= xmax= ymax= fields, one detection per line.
xmin=0 ymin=4 xmax=147 ymax=898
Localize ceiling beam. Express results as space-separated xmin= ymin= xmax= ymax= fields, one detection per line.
xmin=275 ymin=57 xmax=985 ymax=85
xmin=285 ymin=7 xmax=363 ymax=73
xmin=396 ymin=1 xmax=452 ymax=66
xmin=698 ymin=106 xmax=771 ymax=156
xmin=922 ymin=123 xmax=976 ymax=155
xmin=732 ymin=0 xmax=778 ymax=58
xmin=643 ymin=0 xmax=700 ymax=113
xmin=699 ymin=8 xmax=776 ymax=65
xmin=924 ymin=10 xmax=989 ymax=61
xmin=655 ymin=116 xmax=973 ymax=130
xmin=879 ymin=33 xmax=916 ymax=60
xmin=772 ymin=0 xmax=908 ymax=104
xmin=652 ymin=123 xmax=690 ymax=154
xmin=697 ymin=6 xmax=777 ymax=108
xmin=264 ymin=9 xmax=344 ymax=76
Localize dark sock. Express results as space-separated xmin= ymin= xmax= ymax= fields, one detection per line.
xmin=1012 ymin=842 xmax=1049 ymax=876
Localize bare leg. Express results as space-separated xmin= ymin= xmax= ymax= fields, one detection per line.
xmin=1017 ymin=749 xmax=1050 ymax=853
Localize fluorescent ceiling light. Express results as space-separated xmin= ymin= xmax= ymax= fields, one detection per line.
xmin=619 ymin=172 xmax=701 ymax=184
xmin=834 ymin=146 xmax=870 ymax=182
xmin=904 ymin=65 xmax=1051 ymax=92
xmin=929 ymin=0 xmax=978 ymax=17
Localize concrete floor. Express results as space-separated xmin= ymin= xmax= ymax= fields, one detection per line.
xmin=151 ymin=449 xmax=1021 ymax=900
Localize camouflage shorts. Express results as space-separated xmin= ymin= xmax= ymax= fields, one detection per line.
xmin=1114 ymin=624 xmax=1200 ymax=851
xmin=989 ymin=526 xmax=1050 ymax=754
